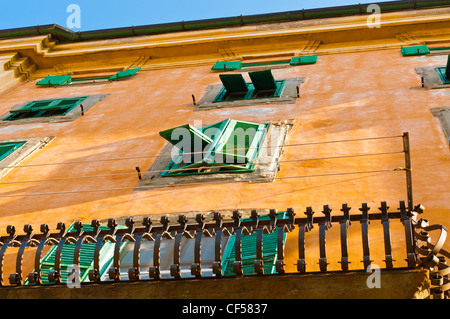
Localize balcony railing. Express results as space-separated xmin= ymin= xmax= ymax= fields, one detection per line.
xmin=0 ymin=201 xmax=447 ymax=299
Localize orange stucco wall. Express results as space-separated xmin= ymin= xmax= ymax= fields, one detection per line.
xmin=0 ymin=48 xmax=448 ymax=280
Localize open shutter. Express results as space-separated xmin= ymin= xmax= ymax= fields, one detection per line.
xmin=401 ymin=45 xmax=430 ymax=56
xmin=36 ymin=75 xmax=72 ymax=86
xmin=159 ymin=124 xmax=213 ymax=150
xmin=289 ymin=55 xmax=318 ymax=66
xmin=248 ymin=70 xmax=277 ymax=91
xmin=219 ymin=74 xmax=249 ymax=93
xmin=108 ymin=68 xmax=141 ymax=81
xmin=212 ymin=61 xmax=242 ymax=71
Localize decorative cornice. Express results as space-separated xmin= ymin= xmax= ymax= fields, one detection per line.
xmin=1 ymin=7 xmax=450 ymax=78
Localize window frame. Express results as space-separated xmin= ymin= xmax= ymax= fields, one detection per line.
xmin=4 ymin=97 xmax=88 ymax=121
xmin=0 ymin=137 xmax=53 ymax=180
xmin=159 ymin=119 xmax=270 ymax=177
xmin=0 ymin=94 xmax=108 ymax=125
xmin=136 ymin=120 xmax=293 ymax=190
xmin=431 ymin=106 xmax=450 ymax=147
xmin=0 ymin=141 xmax=26 ymax=162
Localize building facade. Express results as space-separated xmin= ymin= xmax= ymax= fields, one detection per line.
xmin=0 ymin=1 xmax=448 ymax=299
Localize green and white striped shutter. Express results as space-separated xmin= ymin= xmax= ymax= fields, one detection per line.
xmin=222 ymin=211 xmax=287 ymax=276
xmin=26 ymin=222 xmax=115 ymax=285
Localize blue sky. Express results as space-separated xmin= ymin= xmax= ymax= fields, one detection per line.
xmin=0 ymin=0 xmax=394 ymax=31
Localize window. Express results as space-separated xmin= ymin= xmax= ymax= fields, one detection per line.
xmin=213 ymin=71 xmax=285 ymax=103
xmin=435 ymin=55 xmax=450 ymax=84
xmin=25 ymin=222 xmax=114 ymax=285
xmin=103 ymin=211 xmax=286 ymax=279
xmin=36 ymin=68 xmax=141 ymax=87
xmin=0 ymin=94 xmax=108 ymax=125
xmin=159 ymin=118 xmax=270 ymax=177
xmin=105 ymin=235 xmax=230 ymax=280
xmin=136 ymin=119 xmax=292 ymax=189
xmin=4 ymin=97 xmax=88 ymax=121
xmin=415 ymin=54 xmax=450 ymax=89
xmin=0 ymin=137 xmax=53 ymax=180
xmin=222 ymin=211 xmax=286 ymax=276
xmin=0 ymin=141 xmax=25 ymax=162
xmin=194 ymin=70 xmax=303 ymax=111
xmin=431 ymin=106 xmax=450 ymax=147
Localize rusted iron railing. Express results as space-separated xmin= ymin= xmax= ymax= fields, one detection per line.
xmin=0 ymin=201 xmax=447 ymax=298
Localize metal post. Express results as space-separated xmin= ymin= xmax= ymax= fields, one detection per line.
xmin=402 ymin=132 xmax=413 ymax=212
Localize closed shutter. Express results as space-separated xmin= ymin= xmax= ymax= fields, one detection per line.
xmin=222 ymin=212 xmax=286 ymax=276
xmin=27 ymin=222 xmax=111 ymax=285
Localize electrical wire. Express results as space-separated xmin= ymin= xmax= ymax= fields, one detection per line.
xmin=0 ymin=134 xmax=405 ymax=170
xmin=0 ymin=168 xmax=405 ymax=198
xmin=0 ymin=151 xmax=405 ymax=185
xmin=0 ymin=134 xmax=407 ymax=197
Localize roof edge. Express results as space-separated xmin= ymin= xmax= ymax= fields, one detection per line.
xmin=1 ymin=0 xmax=450 ymax=42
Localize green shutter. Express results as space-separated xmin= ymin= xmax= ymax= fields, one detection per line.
xmin=401 ymin=45 xmax=430 ymax=56
xmin=160 ymin=119 xmax=270 ymax=176
xmin=219 ymin=74 xmax=249 ymax=93
xmin=108 ymin=68 xmax=141 ymax=81
xmin=446 ymin=55 xmax=450 ymax=81
xmin=7 ymin=97 xmax=87 ymax=120
xmin=26 ymin=222 xmax=112 ymax=285
xmin=248 ymin=70 xmax=277 ymax=91
xmin=436 ymin=67 xmax=450 ymax=84
xmin=212 ymin=61 xmax=242 ymax=71
xmin=214 ymin=71 xmax=285 ymax=103
xmin=289 ymin=55 xmax=318 ymax=65
xmin=36 ymin=69 xmax=140 ymax=86
xmin=159 ymin=124 xmax=213 ymax=149
xmin=222 ymin=212 xmax=287 ymax=276
xmin=0 ymin=142 xmax=25 ymax=161
xmin=36 ymin=75 xmax=72 ymax=86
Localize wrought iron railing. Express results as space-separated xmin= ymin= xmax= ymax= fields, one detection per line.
xmin=0 ymin=201 xmax=447 ymax=299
